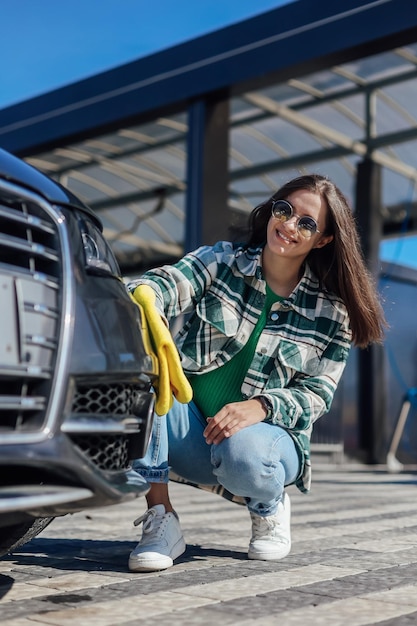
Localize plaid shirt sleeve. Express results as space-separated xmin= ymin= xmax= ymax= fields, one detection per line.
xmin=127 ymin=243 xmax=226 ymax=322
xmin=264 ymin=323 xmax=350 ymax=430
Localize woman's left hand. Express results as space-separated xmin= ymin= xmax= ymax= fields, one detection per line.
xmin=203 ymin=399 xmax=267 ymax=445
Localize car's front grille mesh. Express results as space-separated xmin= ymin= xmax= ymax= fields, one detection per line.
xmin=70 ymin=383 xmax=141 ymax=471
xmin=0 ymin=188 xmax=61 ymax=433
xmin=72 ymin=383 xmax=137 ymax=415
xmin=71 ymin=434 xmax=130 ymax=471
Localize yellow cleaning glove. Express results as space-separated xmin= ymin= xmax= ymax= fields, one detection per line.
xmin=131 ymin=284 xmax=193 ymax=415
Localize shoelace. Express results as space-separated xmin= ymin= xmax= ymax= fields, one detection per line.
xmin=134 ymin=508 xmax=157 ymax=530
xmin=251 ymin=514 xmax=281 ymax=539
xmin=133 ymin=508 xmax=167 ymax=538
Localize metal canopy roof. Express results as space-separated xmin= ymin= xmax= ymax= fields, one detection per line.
xmin=1 ymin=0 xmax=417 ymax=273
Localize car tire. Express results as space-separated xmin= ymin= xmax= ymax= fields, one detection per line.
xmin=0 ymin=517 xmax=55 ymax=557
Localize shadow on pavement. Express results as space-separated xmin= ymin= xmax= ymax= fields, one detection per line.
xmin=0 ymin=575 xmax=14 ymax=599
xmin=1 ymin=538 xmax=246 ymax=572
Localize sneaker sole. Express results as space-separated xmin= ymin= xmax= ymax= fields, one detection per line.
xmin=248 ymin=543 xmax=291 ymax=561
xmin=128 ymin=538 xmax=186 ymax=572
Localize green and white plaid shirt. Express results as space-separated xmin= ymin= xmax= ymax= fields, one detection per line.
xmin=129 ymin=241 xmax=352 ymax=494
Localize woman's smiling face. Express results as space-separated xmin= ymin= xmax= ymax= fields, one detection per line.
xmin=266 ymin=189 xmax=333 ymax=260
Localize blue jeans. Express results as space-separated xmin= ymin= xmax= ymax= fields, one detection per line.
xmin=133 ymin=399 xmax=301 ymax=516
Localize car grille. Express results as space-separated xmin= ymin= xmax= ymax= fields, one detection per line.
xmin=71 ymin=434 xmax=130 ymax=471
xmin=72 ymin=383 xmax=138 ymax=415
xmin=0 ymin=182 xmax=63 ymax=436
xmin=69 ymin=383 xmax=144 ymax=470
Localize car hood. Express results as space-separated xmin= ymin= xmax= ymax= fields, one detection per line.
xmin=0 ymin=147 xmax=101 ymax=226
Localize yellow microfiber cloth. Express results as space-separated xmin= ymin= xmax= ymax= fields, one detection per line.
xmin=131 ymin=284 xmax=193 ymax=415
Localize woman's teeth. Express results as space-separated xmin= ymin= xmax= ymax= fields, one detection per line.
xmin=278 ymin=230 xmax=292 ymax=243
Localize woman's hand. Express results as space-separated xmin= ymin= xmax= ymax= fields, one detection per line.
xmin=203 ymin=398 xmax=267 ymax=445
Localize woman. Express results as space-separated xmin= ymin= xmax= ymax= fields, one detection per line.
xmin=127 ymin=174 xmax=386 ymax=572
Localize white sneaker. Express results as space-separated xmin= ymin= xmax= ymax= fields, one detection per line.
xmin=248 ymin=492 xmax=291 ymax=561
xmin=128 ymin=504 xmax=186 ymax=572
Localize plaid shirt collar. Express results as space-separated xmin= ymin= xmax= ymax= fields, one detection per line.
xmin=235 ymin=245 xmax=326 ymax=322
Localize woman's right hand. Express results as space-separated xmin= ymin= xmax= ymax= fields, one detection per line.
xmin=203 ymin=399 xmax=266 ymax=445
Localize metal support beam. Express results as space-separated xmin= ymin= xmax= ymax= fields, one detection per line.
xmin=185 ymin=93 xmax=229 ymax=252
xmin=355 ymin=158 xmax=387 ymax=463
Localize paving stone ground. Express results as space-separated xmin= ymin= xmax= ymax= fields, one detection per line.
xmin=1 ymin=462 xmax=417 ymax=625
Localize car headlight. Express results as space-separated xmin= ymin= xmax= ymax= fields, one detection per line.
xmin=78 ymin=214 xmax=120 ymax=277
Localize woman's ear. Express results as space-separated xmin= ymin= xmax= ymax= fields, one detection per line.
xmin=314 ymin=234 xmax=334 ymax=249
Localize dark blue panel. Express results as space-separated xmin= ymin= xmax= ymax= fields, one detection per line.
xmin=185 ymin=101 xmax=205 ymax=252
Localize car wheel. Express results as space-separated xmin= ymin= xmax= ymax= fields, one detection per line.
xmin=0 ymin=517 xmax=55 ymax=557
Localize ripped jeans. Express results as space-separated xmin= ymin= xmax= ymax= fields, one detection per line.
xmin=132 ymin=398 xmax=301 ymax=516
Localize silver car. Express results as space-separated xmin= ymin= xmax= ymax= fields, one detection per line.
xmin=0 ymin=148 xmax=157 ymax=555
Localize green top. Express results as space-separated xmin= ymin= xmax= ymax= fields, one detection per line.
xmin=190 ymin=284 xmax=283 ymax=417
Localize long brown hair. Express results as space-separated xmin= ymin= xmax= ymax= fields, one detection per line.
xmin=245 ymin=174 xmax=386 ymax=348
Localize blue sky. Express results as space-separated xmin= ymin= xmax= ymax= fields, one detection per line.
xmin=0 ymin=0 xmax=290 ymax=110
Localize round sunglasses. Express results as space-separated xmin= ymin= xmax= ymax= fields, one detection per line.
xmin=271 ymin=199 xmax=321 ymax=239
